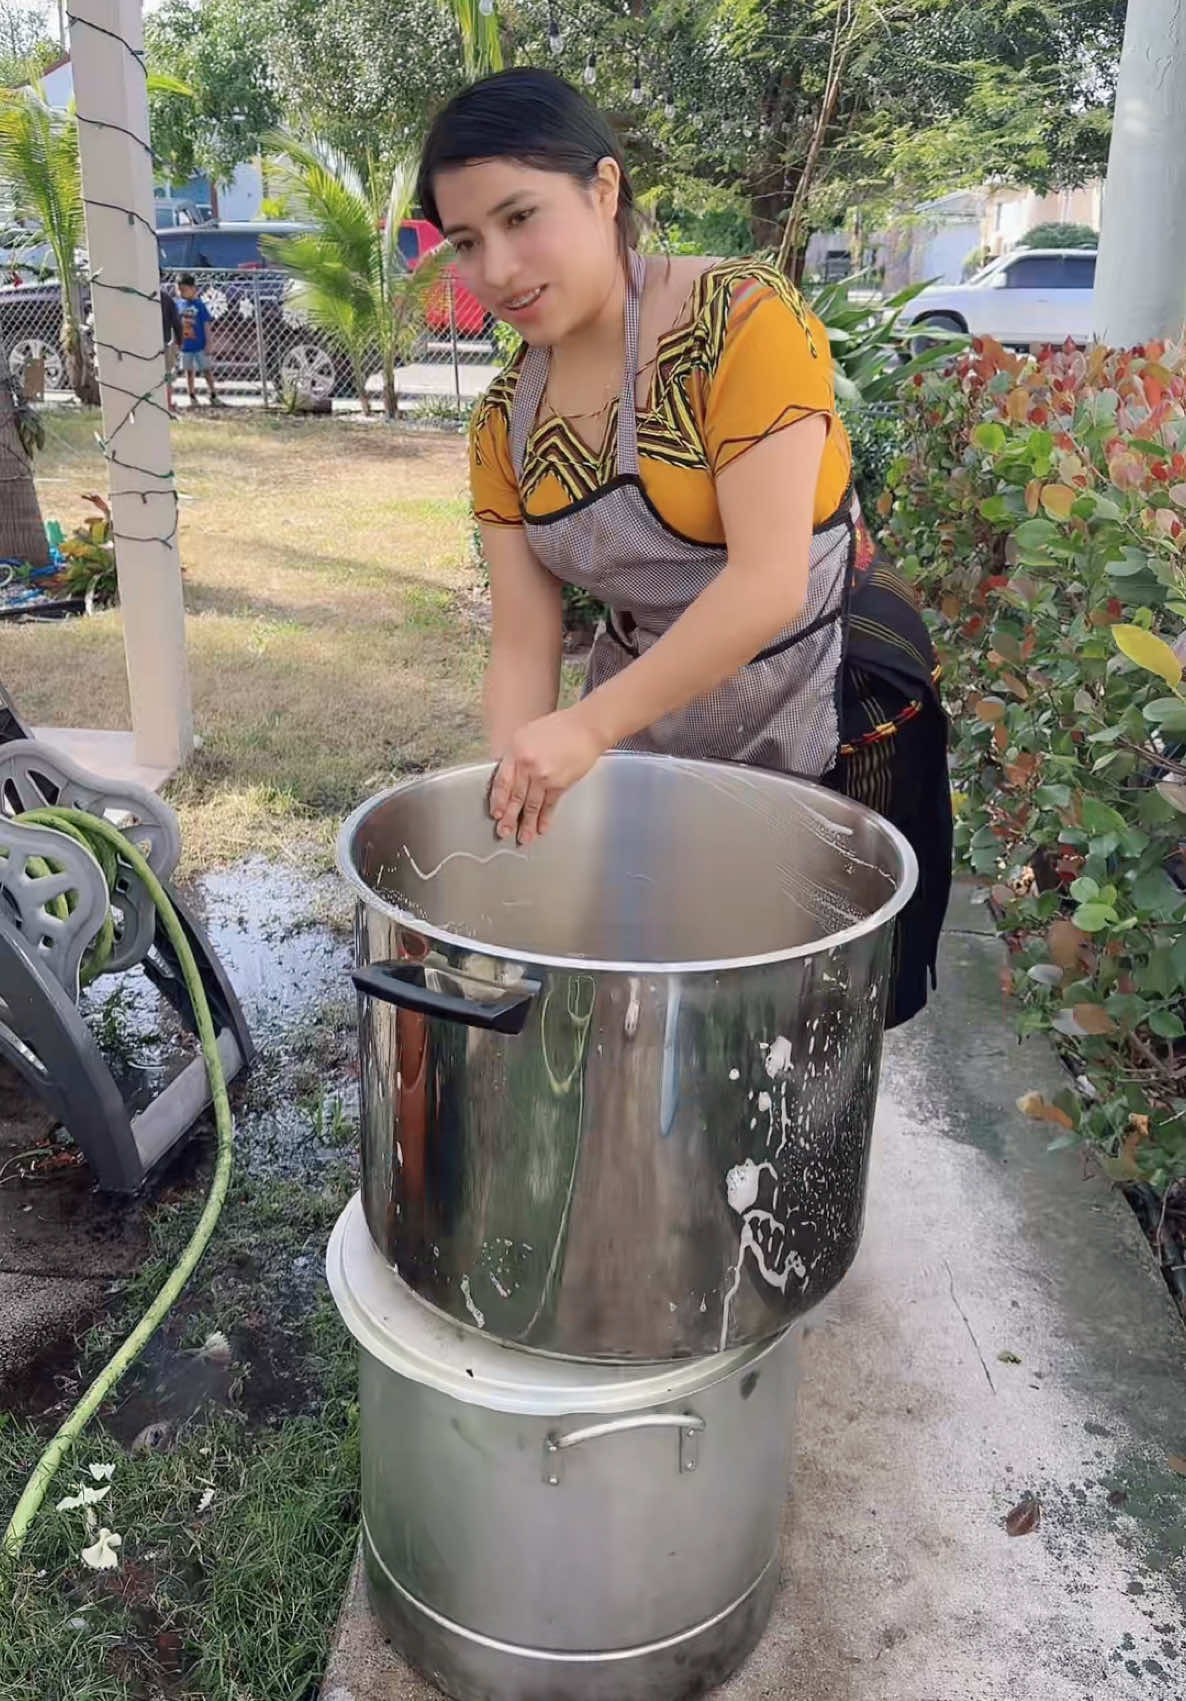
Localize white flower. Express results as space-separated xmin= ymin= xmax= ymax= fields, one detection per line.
xmin=196 ymin=1486 xmax=215 ymax=1515
xmin=87 ymin=1463 xmax=116 ymax=1483
xmin=56 ymin=1483 xmax=110 ymax=1512
xmin=199 ymin=1331 xmax=232 ymax=1365
xmin=80 ymin=1528 xmax=122 ymax=1570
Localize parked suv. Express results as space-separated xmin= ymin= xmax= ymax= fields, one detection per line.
xmin=906 ymin=248 xmax=1097 ymax=349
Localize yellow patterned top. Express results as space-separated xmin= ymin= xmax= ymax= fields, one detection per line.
xmin=469 ymin=260 xmax=853 ymax=539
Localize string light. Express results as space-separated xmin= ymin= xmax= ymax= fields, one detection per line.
xmin=548 ymin=9 xmax=563 ymax=52
xmin=664 ymin=90 xmax=676 ymax=121
xmin=630 ymin=71 xmax=644 ymax=105
xmin=583 ymin=50 xmax=597 ymax=85
xmin=61 ymin=8 xmax=181 ymax=555
xmin=478 ymin=0 xmax=495 ymax=14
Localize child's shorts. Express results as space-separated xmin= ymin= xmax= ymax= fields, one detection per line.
xmin=180 ymin=350 xmax=208 ymax=373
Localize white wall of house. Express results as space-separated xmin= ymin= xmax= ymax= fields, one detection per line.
xmin=983 ymin=182 xmax=1103 ymax=255
xmin=38 ymin=56 xmax=74 ymax=111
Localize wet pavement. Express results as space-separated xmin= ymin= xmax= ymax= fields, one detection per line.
xmin=322 ymin=885 xmax=1186 ymax=1701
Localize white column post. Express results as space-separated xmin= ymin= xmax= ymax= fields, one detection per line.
xmin=70 ymin=0 xmax=193 ymax=771
xmin=1093 ymin=0 xmax=1186 ymax=346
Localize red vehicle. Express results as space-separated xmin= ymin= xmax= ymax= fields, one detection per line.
xmin=398 ymin=218 xmax=488 ymax=336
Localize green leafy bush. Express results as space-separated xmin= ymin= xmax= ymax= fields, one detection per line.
xmin=805 ymin=277 xmax=966 ymax=406
xmin=882 ymin=335 xmax=1186 ymax=1185
xmin=1017 ymin=222 xmax=1097 ymax=250
xmin=842 ymin=404 xmax=905 ymax=517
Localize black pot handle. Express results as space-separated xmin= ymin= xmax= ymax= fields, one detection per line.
xmin=351 ymin=960 xmax=541 ymax=1035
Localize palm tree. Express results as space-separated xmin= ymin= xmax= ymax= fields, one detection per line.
xmin=262 ymin=136 xmax=450 ymax=420
xmin=0 ymin=74 xmax=190 ymax=408
xmin=0 ymin=323 xmax=49 ymax=568
xmin=451 ymin=0 xmax=504 ymax=76
xmin=0 ymin=83 xmax=98 ymax=405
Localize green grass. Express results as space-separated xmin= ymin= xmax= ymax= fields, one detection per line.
xmin=1 ymin=996 xmax=364 ymax=1701
xmin=10 ymin=409 xmax=487 ymax=874
xmin=0 ymin=1401 xmax=359 ymax=1701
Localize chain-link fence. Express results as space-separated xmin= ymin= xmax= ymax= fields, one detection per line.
xmin=0 ymin=268 xmax=501 ymax=417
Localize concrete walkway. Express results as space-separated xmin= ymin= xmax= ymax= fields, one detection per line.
xmin=323 ymin=887 xmax=1186 ymax=1701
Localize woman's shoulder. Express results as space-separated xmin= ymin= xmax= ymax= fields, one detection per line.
xmin=690 ymin=258 xmax=822 ymax=360
xmin=470 ymin=344 xmax=527 ymax=444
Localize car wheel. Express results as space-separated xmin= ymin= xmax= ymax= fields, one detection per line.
xmin=9 ymin=335 xmax=66 ymax=392
xmin=910 ymin=313 xmax=966 ymax=358
xmin=277 ymin=339 xmax=339 ymax=403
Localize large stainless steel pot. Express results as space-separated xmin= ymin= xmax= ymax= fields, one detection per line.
xmin=339 ymin=753 xmax=916 ymax=1361
xmin=327 ymin=1194 xmax=800 ymax=1701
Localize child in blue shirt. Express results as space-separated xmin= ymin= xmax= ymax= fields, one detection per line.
xmin=177 ymin=272 xmax=220 ymax=407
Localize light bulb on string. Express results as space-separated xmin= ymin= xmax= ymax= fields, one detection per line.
xmin=583 ymin=51 xmax=597 ymax=85
xmin=478 ymin=0 xmax=495 ymax=13
xmin=630 ymin=73 xmax=644 ymax=105
xmin=664 ymin=94 xmax=676 ymax=120
xmin=548 ymin=8 xmax=563 ymax=51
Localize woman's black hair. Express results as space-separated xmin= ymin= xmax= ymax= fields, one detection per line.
xmin=417 ymin=68 xmax=637 ymax=253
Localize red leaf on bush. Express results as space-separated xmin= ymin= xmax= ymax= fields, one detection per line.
xmin=1004 ymin=1496 xmax=1042 ymax=1537
xmin=1025 ymin=479 xmax=1042 ymax=516
xmin=1072 ymin=1004 xmax=1116 ymax=1036
xmin=1047 ymin=920 xmax=1086 ymax=971
xmin=975 ymin=696 xmax=1007 ymax=723
xmin=1001 ymin=673 xmax=1030 ymax=701
xmin=1016 ymin=1092 xmax=1074 ymax=1129
xmin=1006 ymin=388 xmax=1031 ymax=423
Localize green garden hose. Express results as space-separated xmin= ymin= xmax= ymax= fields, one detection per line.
xmin=2 ymin=807 xmax=234 ymax=1563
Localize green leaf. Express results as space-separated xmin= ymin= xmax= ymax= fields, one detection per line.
xmin=1107 ymin=547 xmax=1152 ymax=577
xmin=972 ymin=422 xmax=1006 ymax=454
xmin=1035 ymin=784 xmax=1072 ymax=808
xmin=1013 ymin=518 xmax=1059 ymax=551
xmin=1132 ymin=869 xmax=1186 ymax=919
xmin=1070 ymin=876 xmax=1100 ymax=902
xmin=979 ymin=495 xmax=1015 ymax=524
xmin=1129 ymin=439 xmax=1167 ymax=456
xmin=1073 ymin=902 xmax=1114 ymax=932
xmin=1148 ymin=1009 xmax=1186 ymax=1041
xmin=1080 ymin=798 xmax=1127 ymax=835
xmin=1143 ymin=699 xmax=1186 ymax=734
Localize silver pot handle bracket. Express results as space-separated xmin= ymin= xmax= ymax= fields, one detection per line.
xmin=542 ymin=1412 xmax=705 ymax=1485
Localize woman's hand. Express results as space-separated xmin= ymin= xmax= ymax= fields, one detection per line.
xmin=490 ymin=705 xmax=610 ymax=845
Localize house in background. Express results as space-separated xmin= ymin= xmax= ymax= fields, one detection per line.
xmin=982 ymin=181 xmax=1104 ymax=256
xmin=806 ymin=180 xmax=1102 ymax=291
xmin=27 ymin=53 xmax=263 ymax=223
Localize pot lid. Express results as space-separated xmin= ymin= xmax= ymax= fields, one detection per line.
xmin=326 ymin=1194 xmax=782 ymax=1415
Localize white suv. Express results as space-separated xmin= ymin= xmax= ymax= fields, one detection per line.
xmin=906 ymin=248 xmax=1097 ymax=349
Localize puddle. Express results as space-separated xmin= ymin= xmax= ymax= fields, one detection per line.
xmin=63 ymin=857 xmax=358 ymax=1151
xmin=192 ymin=857 xmax=354 ymax=1047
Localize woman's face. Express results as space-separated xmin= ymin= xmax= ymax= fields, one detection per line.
xmin=433 ymin=157 xmax=621 ymax=345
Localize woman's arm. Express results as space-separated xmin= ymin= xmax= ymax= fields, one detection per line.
xmin=481 ymin=522 xmax=565 ymax=754
xmin=490 ymin=413 xmax=827 ymax=843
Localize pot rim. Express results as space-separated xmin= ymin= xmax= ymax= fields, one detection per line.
xmin=336 ymin=753 xmax=920 ymax=977
xmin=327 ymin=1195 xmax=786 ymax=1412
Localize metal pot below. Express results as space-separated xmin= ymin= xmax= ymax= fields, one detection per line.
xmin=327 ymin=1193 xmax=801 ymax=1701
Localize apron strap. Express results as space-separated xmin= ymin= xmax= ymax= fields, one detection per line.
xmin=506 ymin=250 xmax=648 ymax=486
xmin=508 ymin=344 xmax=549 ymax=483
xmin=616 ymin=249 xmax=647 ymax=478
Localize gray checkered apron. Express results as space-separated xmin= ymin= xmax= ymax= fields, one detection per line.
xmin=508 ymin=250 xmax=853 ymax=776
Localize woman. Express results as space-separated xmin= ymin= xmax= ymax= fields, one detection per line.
xmin=417 ymin=69 xmax=951 ymax=1027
